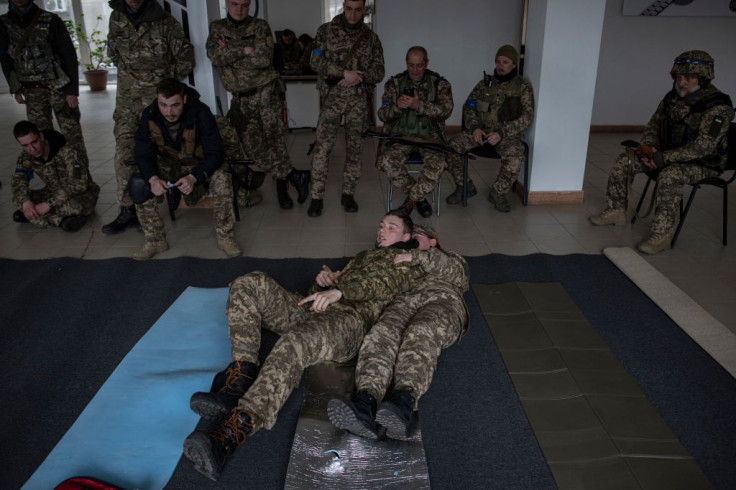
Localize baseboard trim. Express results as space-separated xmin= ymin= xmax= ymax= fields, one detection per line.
xmin=590 ymin=125 xmax=645 ymax=133
xmin=517 ymin=186 xmax=584 ymax=205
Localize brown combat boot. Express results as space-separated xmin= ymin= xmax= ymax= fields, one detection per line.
xmin=132 ymin=240 xmax=169 ymax=260
xmin=217 ymin=237 xmax=242 ymax=258
xmin=636 ymin=230 xmax=674 ymax=255
xmin=589 ymin=208 xmax=626 ymax=226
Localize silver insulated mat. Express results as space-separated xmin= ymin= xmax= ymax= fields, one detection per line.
xmin=285 ymin=362 xmax=430 ymax=489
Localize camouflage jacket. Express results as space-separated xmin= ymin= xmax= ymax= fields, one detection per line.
xmin=641 ymin=84 xmax=734 ymax=170
xmin=310 ymin=14 xmax=384 ymax=95
xmin=12 ymin=130 xmax=95 ymax=209
xmin=378 ymin=69 xmax=453 ymax=142
xmin=0 ymin=3 xmax=78 ymax=95
xmin=107 ymin=0 xmax=194 ymax=104
xmin=463 ymin=71 xmax=534 ymax=140
xmin=207 ymin=15 xmax=279 ymax=93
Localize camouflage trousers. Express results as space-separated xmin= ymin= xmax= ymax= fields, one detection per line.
xmin=136 ymin=162 xmax=236 ymax=243
xmin=605 ymin=152 xmax=719 ymax=234
xmin=377 ymin=141 xmax=446 ymax=202
xmin=310 ymin=89 xmax=369 ymax=198
xmin=23 ymin=86 xmax=86 ymax=150
xmin=446 ymin=132 xmax=526 ymax=194
xmin=112 ymin=93 xmax=154 ymax=207
xmin=355 ymin=287 xmax=467 ymax=406
xmin=227 ymin=271 xmax=366 ymax=431
xmin=230 ymin=80 xmax=293 ymax=180
xmin=22 ymin=183 xmax=100 ymax=227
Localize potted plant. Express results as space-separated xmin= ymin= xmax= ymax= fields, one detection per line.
xmin=65 ymin=14 xmax=111 ymax=91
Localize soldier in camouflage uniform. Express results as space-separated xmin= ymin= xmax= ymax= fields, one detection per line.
xmin=11 ymin=120 xmax=99 ymax=231
xmin=328 ymin=224 xmax=468 ymax=440
xmin=377 ymin=46 xmax=453 ymax=218
xmin=183 ymin=212 xmax=454 ymax=481
xmin=103 ymin=0 xmax=194 ymax=235
xmin=445 ymin=45 xmax=534 ymax=213
xmin=278 ymin=29 xmax=302 ymax=72
xmin=131 ymin=79 xmax=239 ymax=260
xmin=590 ymin=51 xmax=734 ymax=254
xmin=0 ymin=0 xmax=87 ymax=151
xmin=207 ymin=0 xmax=310 ymax=211
xmin=307 ymin=0 xmax=384 ymax=217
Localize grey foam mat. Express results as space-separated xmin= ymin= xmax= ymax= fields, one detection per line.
xmin=285 ymin=362 xmax=430 ymax=489
xmin=473 ymin=282 xmax=713 ymax=490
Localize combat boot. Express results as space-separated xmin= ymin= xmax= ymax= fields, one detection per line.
xmin=132 ymin=240 xmax=169 ymax=261
xmin=376 ymin=390 xmax=416 ymax=440
xmin=60 ymin=215 xmax=87 ymax=232
xmin=102 ymin=205 xmax=139 ymax=234
xmin=589 ymin=208 xmax=626 ymax=226
xmin=416 ymin=199 xmax=432 ymax=218
xmin=190 ymin=361 xmax=258 ymax=419
xmin=327 ymin=391 xmax=385 ymax=440
xmin=217 ymin=237 xmax=242 ymax=258
xmin=446 ymin=180 xmax=478 ymax=205
xmin=487 ymin=188 xmax=511 ymax=213
xmin=287 ymin=169 xmax=311 ymax=204
xmin=183 ymin=409 xmax=254 ymax=482
xmin=340 ymin=193 xmax=359 ymax=213
xmin=276 ymin=179 xmax=294 ymax=209
xmin=307 ymin=198 xmax=323 ymax=217
xmin=396 ymin=197 xmax=415 ymax=216
xmin=636 ymin=230 xmax=674 ymax=255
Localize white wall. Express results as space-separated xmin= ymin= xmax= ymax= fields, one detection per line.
xmin=592 ymin=0 xmax=736 ymax=125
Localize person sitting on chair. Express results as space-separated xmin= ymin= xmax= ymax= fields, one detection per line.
xmin=589 ymin=50 xmax=733 ymax=254
xmin=444 ymin=45 xmax=534 ymax=213
xmin=376 ymin=46 xmax=453 ymax=218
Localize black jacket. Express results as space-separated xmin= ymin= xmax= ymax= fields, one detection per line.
xmin=135 ymin=86 xmax=225 ymax=183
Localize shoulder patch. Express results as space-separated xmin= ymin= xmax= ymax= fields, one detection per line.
xmin=709 ymin=115 xmax=725 ymax=138
xmin=72 ymin=160 xmax=82 ymax=179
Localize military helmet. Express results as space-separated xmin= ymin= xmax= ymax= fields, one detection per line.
xmin=670 ymin=50 xmax=714 ymax=80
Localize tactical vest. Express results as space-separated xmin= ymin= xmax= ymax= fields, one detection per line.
xmin=475 ymin=75 xmax=525 ymax=130
xmin=660 ymin=87 xmax=732 ymax=155
xmin=389 ymin=70 xmax=442 ymax=138
xmin=1 ymin=10 xmax=70 ymax=88
xmin=148 ymin=120 xmax=204 ymax=166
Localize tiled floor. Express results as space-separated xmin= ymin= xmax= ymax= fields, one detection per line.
xmin=1 ymin=87 xmax=734 ymax=340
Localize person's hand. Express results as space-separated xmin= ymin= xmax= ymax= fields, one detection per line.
xmin=243 ymin=46 xmax=254 ymax=55
xmin=397 ymin=92 xmax=419 ymax=110
xmin=342 ymin=70 xmax=363 ymax=86
xmin=394 ymin=253 xmax=412 ymax=264
xmin=149 ymin=176 xmax=168 ymax=196
xmin=175 ymin=174 xmax=197 ymax=195
xmin=14 ymin=91 xmax=25 ymax=105
xmin=298 ymin=289 xmax=343 ymax=312
xmin=316 ymin=265 xmax=341 ymax=287
xmin=65 ymin=95 xmax=78 ymax=109
xmin=473 ymin=128 xmax=486 ymax=145
xmin=22 ymin=200 xmax=39 ymax=220
xmin=487 ymin=132 xmax=501 ymax=146
xmin=35 ymin=202 xmax=51 ymax=216
xmin=636 ymin=144 xmax=657 ymax=169
xmin=217 ymin=37 xmax=227 ymax=47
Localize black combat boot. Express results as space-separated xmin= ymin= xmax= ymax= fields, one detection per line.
xmin=307 ymin=198 xmax=323 ymax=217
xmin=102 ymin=205 xmax=139 ymax=234
xmin=340 ymin=193 xmax=359 ymax=213
xmin=276 ymin=179 xmax=294 ymax=209
xmin=287 ymin=169 xmax=311 ymax=204
xmin=445 ymin=180 xmax=478 ymax=204
xmin=60 ymin=215 xmax=88 ymax=232
xmin=376 ymin=389 xmax=416 ymax=440
xmin=190 ymin=361 xmax=258 ymax=419
xmin=183 ymin=409 xmax=253 ymax=482
xmin=395 ymin=198 xmax=415 ymax=216
xmin=416 ymin=199 xmax=432 ymax=218
xmin=327 ymin=391 xmax=385 ymax=440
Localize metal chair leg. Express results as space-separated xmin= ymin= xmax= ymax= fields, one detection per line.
xmin=632 ymin=177 xmax=653 ymax=224
xmin=672 ymin=185 xmax=699 ymax=248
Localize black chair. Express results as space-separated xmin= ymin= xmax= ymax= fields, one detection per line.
xmin=461 ymin=142 xmax=530 ymax=206
xmin=632 ymin=121 xmax=736 ymax=247
xmin=385 ymin=151 xmax=442 ymax=216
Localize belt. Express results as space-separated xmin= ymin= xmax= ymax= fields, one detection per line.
xmin=233 ymin=88 xmax=259 ymax=98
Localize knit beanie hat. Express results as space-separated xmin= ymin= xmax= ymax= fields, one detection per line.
xmin=495 ymin=45 xmax=519 ymax=65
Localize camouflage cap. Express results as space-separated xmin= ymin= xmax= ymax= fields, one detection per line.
xmin=495 ymin=45 xmax=519 ymax=66
xmin=413 ymin=224 xmax=438 ymax=239
xmin=670 ymin=50 xmax=714 ymax=81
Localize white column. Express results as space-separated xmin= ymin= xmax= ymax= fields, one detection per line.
xmin=524 ymin=0 xmax=606 ymax=203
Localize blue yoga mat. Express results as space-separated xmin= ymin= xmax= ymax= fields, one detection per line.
xmin=23 ymin=287 xmax=231 ymax=490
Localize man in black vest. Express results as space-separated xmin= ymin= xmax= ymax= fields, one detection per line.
xmin=590 ymin=50 xmax=734 ymax=254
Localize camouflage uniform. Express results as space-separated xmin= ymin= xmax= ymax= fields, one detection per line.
xmin=377 ymin=69 xmax=453 ymax=201
xmin=12 ymin=130 xmax=99 ymax=227
xmin=355 ymin=248 xmax=469 ymax=407
xmin=309 ymin=14 xmax=384 ymax=198
xmin=446 ymin=71 xmax=534 ymax=194
xmin=207 ymin=16 xmax=293 ymax=180
xmin=107 ymin=0 xmax=194 ymax=207
xmin=603 ymin=78 xmax=733 ymax=235
xmin=226 ymin=246 xmax=427 ymax=431
xmin=0 ymin=2 xmax=86 ymax=148
xmin=280 ymin=41 xmax=303 ymax=72
xmin=134 ymin=88 xmax=235 ymax=244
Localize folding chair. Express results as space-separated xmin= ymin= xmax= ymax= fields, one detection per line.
xmin=385 ymin=151 xmax=442 ymax=216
